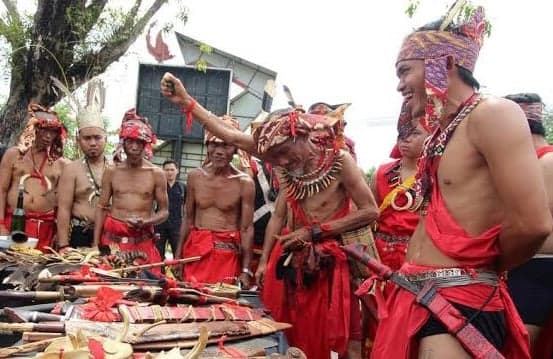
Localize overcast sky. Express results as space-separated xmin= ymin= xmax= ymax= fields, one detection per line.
xmin=4 ymin=1 xmax=553 ymax=170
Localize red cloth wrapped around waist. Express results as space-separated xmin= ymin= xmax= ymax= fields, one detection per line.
xmin=5 ymin=207 xmax=56 ymax=251
xmin=101 ymin=214 xmax=154 ymax=241
xmin=101 ymin=214 xmax=161 ymax=275
xmin=371 ymin=262 xmax=530 ymax=359
xmin=264 ymin=235 xmax=352 ymax=359
xmin=182 ymin=228 xmax=241 ymax=284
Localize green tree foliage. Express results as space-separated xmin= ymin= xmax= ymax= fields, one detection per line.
xmin=0 ymin=0 xmax=187 ymax=144
xmin=365 ymin=166 xmax=376 ymax=184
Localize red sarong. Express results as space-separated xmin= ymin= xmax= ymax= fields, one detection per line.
xmin=101 ymin=214 xmax=161 ymax=275
xmin=181 ymin=228 xmax=240 ymax=284
xmin=374 ymin=160 xmax=419 ymax=271
xmin=262 ymin=200 xmax=352 ymax=359
xmin=5 ymin=207 xmax=55 ymax=252
xmin=371 ymin=180 xmax=530 ymax=358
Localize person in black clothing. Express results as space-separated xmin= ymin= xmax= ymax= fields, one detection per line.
xmin=155 ymin=159 xmax=186 ymax=259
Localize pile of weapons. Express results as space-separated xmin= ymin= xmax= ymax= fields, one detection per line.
xmin=0 ymin=247 xmax=296 ymax=358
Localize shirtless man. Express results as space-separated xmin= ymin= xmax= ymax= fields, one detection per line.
xmin=505 ymin=93 xmax=553 ymax=352
xmin=57 ymin=111 xmax=108 ymax=249
xmin=160 ymin=75 xmax=378 ymax=359
xmin=93 ymin=109 xmax=168 ymax=275
xmin=372 ymin=7 xmax=552 ymax=358
xmin=0 ymin=104 xmax=67 ymax=251
xmin=176 ymin=118 xmax=255 ymax=288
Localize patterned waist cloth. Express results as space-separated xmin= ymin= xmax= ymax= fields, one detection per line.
xmin=375 ymin=231 xmax=411 ymax=243
xmin=399 ymin=267 xmax=499 ymax=288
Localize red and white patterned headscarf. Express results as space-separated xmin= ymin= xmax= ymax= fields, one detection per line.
xmin=17 ymin=103 xmax=66 ymax=162
xmin=253 ymin=105 xmax=349 ymax=156
xmin=114 ymin=108 xmax=157 ymax=162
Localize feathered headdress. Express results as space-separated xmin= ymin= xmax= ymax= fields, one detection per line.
xmin=50 ymin=77 xmax=106 ymax=132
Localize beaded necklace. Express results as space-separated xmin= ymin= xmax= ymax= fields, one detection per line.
xmin=83 ymin=156 xmax=106 ymax=204
xmin=280 ymin=150 xmax=343 ymax=200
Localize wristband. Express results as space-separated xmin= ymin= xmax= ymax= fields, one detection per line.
xmin=311 ymin=223 xmax=323 ymax=242
xmin=181 ymin=99 xmax=197 ymax=134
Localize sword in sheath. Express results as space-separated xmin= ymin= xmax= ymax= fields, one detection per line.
xmin=342 ymin=243 xmax=504 ymax=359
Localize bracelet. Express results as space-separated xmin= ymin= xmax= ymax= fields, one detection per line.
xmin=241 ymin=267 xmax=254 ymax=277
xmin=181 ymin=99 xmax=197 ymax=134
xmin=58 ymin=244 xmax=70 ymax=250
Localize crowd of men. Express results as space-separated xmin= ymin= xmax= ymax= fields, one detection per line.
xmin=0 ymin=3 xmax=552 ymax=359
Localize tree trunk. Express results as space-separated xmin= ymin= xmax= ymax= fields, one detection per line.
xmin=0 ymin=0 xmax=169 ymax=145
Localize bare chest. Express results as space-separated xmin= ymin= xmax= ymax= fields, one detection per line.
xmin=195 ymin=177 xmax=241 ymax=211
xmin=436 ymin=124 xmax=486 ymax=190
xmin=288 ymin=180 xmax=347 ymax=225
xmin=111 ymin=169 xmax=155 ymax=198
xmin=12 ymin=154 xmax=61 ymax=180
xmin=75 ymin=162 xmax=105 ymax=197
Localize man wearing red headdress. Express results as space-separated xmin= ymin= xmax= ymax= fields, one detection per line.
xmin=505 ymin=93 xmax=553 ymax=357
xmin=369 ymin=5 xmax=551 ymax=358
xmin=0 ymin=104 xmax=68 ymax=251
xmin=160 ymin=76 xmax=378 ymax=359
xmin=93 ymin=109 xmax=168 ymax=275
xmin=176 ymin=117 xmax=255 ymax=288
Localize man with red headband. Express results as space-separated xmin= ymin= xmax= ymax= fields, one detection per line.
xmin=369 ymin=6 xmax=551 ymax=358
xmin=93 ymin=109 xmax=168 ymax=274
xmin=160 ymin=76 xmax=378 ymax=359
xmin=505 ymin=93 xmax=553 ymax=356
xmin=177 ymin=117 xmax=255 ymax=287
xmin=0 ymin=104 xmax=68 ymax=251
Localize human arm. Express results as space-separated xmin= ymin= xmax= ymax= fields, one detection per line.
xmin=0 ymin=148 xmax=16 ymax=235
xmin=278 ymin=152 xmax=379 ymax=249
xmin=238 ymin=177 xmax=255 ymax=288
xmin=56 ymin=163 xmax=76 ymax=249
xmin=143 ymin=169 xmax=168 ymax=226
xmin=470 ymin=98 xmax=552 ymax=270
xmin=160 ymin=73 xmax=257 ymax=154
xmin=255 ymin=190 xmax=287 ymax=287
xmin=93 ymin=166 xmax=114 ymax=247
xmin=176 ymin=172 xmax=197 ymax=259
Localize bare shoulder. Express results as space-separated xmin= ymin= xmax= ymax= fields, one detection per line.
xmin=239 ymin=173 xmax=254 ymax=187
xmin=187 ymin=168 xmax=203 ymax=183
xmin=150 ymin=165 xmax=164 ymax=176
xmin=468 ymin=96 xmax=529 ymax=146
xmin=103 ymin=165 xmax=116 ymax=177
xmin=2 ymin=147 xmax=20 ymax=162
xmin=61 ymin=160 xmax=81 ymax=176
xmin=469 ymin=96 xmax=526 ymax=129
xmin=57 ymin=157 xmax=71 ymax=167
xmin=340 ymin=150 xmax=362 ymax=177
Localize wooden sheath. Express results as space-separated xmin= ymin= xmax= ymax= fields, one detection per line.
xmin=22 ymin=331 xmax=64 ymax=342
xmin=64 ymin=318 xmax=291 ymax=345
